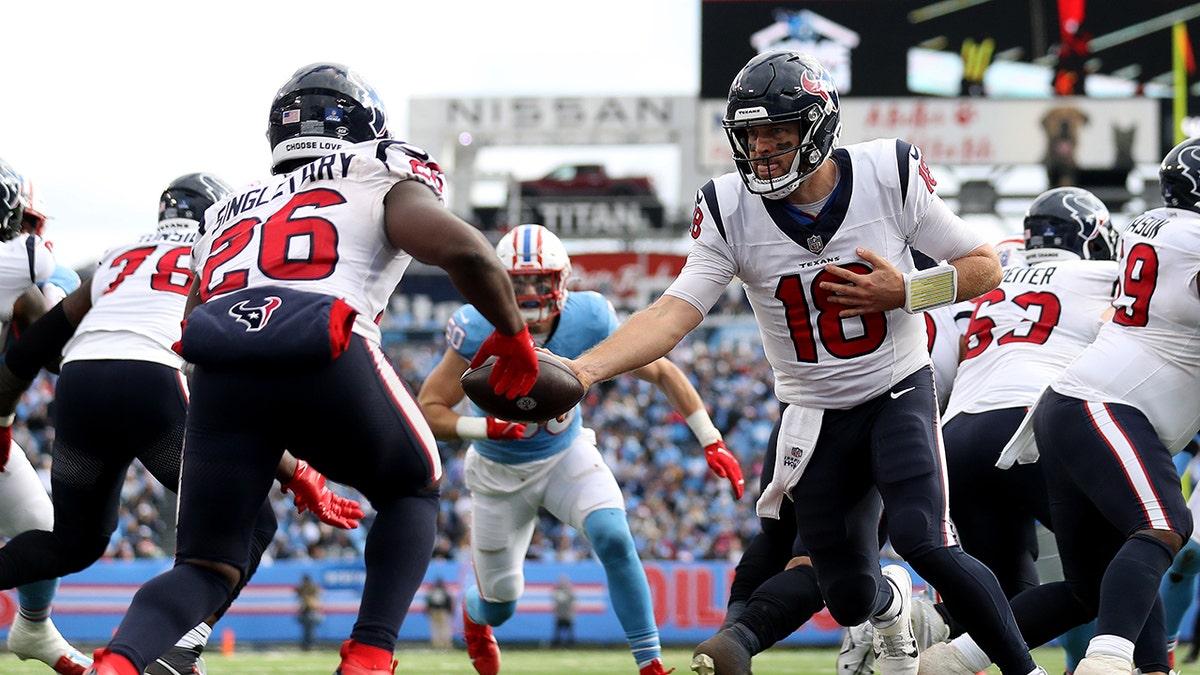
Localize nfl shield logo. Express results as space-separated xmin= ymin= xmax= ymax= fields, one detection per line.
xmin=807 ymin=234 xmax=824 ymax=253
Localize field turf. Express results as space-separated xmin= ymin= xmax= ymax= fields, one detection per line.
xmin=0 ymin=644 xmax=1070 ymax=674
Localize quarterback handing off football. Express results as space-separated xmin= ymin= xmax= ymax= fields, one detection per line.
xmin=461 ymin=351 xmax=586 ymax=423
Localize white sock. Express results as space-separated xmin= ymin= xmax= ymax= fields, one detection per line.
xmin=177 ymin=623 xmax=213 ymax=650
xmin=1085 ymin=634 xmax=1135 ymax=663
xmin=873 ymin=577 xmax=903 ymax=627
xmin=949 ymin=634 xmax=992 ymax=672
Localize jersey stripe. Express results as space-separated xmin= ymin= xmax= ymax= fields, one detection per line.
xmin=896 ymin=140 xmax=913 ymax=207
xmin=365 ymin=338 xmax=442 ymax=482
xmin=1084 ymin=400 xmax=1172 ymax=529
xmin=700 ymin=180 xmax=726 ymax=242
xmin=24 ymin=236 xmax=36 ymax=284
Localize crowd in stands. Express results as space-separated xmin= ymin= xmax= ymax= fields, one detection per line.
xmin=10 ymin=306 xmax=777 ymax=567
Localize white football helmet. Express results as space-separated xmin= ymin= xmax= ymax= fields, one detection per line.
xmin=495 ymin=224 xmax=571 ymax=324
xmin=17 ymin=174 xmax=47 ymax=236
xmin=993 ymin=232 xmax=1026 ymax=268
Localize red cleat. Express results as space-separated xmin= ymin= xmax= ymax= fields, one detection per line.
xmin=81 ymin=649 xmax=136 ymax=675
xmin=333 ymin=639 xmax=396 ymax=675
xmin=462 ymin=605 xmax=501 ymax=675
xmin=639 ymin=658 xmax=675 ymax=675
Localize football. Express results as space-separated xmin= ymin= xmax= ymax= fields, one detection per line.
xmin=461 ymin=351 xmax=586 ymax=424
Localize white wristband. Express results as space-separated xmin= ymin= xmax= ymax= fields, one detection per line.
xmin=0 ymin=414 xmax=13 ymax=427
xmin=685 ymin=409 xmax=722 ymax=447
xmin=455 ymin=416 xmax=489 ymax=440
xmin=903 ymin=264 xmax=958 ymax=314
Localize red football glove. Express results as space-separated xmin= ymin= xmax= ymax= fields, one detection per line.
xmin=471 ymin=325 xmax=539 ymax=400
xmin=486 ymin=418 xmax=527 ymax=440
xmin=281 ymin=460 xmax=366 ymax=529
xmin=0 ymin=414 xmax=12 ymax=473
xmin=705 ymin=440 xmax=744 ymax=500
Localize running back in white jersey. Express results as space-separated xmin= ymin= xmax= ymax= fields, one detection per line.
xmin=0 ymin=234 xmax=55 ymax=328
xmin=1053 ymin=206 xmax=1200 ymax=452
xmin=943 ymin=259 xmax=1118 ymax=422
xmin=668 ymin=139 xmax=988 ymax=409
xmin=63 ymin=228 xmax=200 ymax=369
xmin=192 ymin=140 xmax=444 ymax=344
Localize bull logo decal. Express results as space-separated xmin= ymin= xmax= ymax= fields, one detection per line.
xmin=228 ymin=296 xmax=282 ymax=332
xmin=800 ymin=71 xmax=832 ymax=110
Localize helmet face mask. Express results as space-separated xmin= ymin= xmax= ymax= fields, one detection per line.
xmin=1023 ymin=187 xmax=1115 ymax=263
xmin=159 ymin=173 xmax=233 ymax=234
xmin=267 ymin=62 xmax=390 ymax=175
xmin=1160 ymin=137 xmax=1200 ymax=214
xmin=723 ymin=51 xmax=841 ymax=200
xmin=495 ymin=224 xmax=571 ymax=324
xmin=0 ymin=159 xmax=24 ymax=242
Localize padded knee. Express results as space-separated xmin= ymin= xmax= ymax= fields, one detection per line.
xmin=482 ymin=569 xmax=525 ymax=606
xmin=584 ymin=508 xmax=637 ymax=562
xmin=823 ymin=572 xmax=879 ymax=627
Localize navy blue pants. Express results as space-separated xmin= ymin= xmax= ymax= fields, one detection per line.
xmin=944 ymin=407 xmax=1050 ymax=597
xmin=791 ymin=366 xmax=1032 ymax=673
xmin=0 ymin=360 xmax=189 ymax=586
xmin=1021 ymin=388 xmax=1189 ymax=662
xmin=108 ymin=337 xmax=441 ymax=669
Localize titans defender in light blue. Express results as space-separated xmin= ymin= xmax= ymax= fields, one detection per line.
xmin=418 ymin=225 xmax=744 ymax=675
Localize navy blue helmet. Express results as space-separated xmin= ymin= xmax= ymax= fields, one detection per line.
xmin=723 ymin=51 xmax=841 ymax=200
xmin=267 ymin=62 xmax=390 ymax=175
xmin=1160 ymin=137 xmax=1200 ymax=214
xmin=159 ymin=173 xmax=233 ymax=233
xmin=1023 ymin=187 xmax=1115 ymax=262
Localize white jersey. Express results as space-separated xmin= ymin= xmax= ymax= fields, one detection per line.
xmin=943 ymin=259 xmax=1117 ymax=422
xmin=63 ymin=227 xmax=201 ymax=369
xmin=1053 ymin=207 xmax=1200 ymax=453
xmin=667 ymin=139 xmax=988 ymax=409
xmin=0 ymin=234 xmax=55 ymax=329
xmin=192 ymin=140 xmax=445 ymax=344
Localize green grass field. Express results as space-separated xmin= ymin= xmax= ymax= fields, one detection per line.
xmin=0 ymin=644 xmax=1070 ymax=674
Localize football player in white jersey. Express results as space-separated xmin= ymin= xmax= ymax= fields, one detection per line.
xmin=0 ymin=157 xmax=90 ymax=675
xmin=924 ymin=139 xmax=1200 ymax=675
xmin=417 ymin=224 xmax=744 ymax=675
xmin=943 ymin=187 xmax=1118 ymax=600
xmin=567 ymin=51 xmax=1043 ymax=675
xmin=80 ymin=63 xmax=539 ymax=675
xmin=0 ymin=173 xmax=364 ymax=675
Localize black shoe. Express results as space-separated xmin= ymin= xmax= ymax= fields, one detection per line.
xmin=144 ymin=645 xmax=206 ymax=675
xmin=691 ymin=629 xmax=752 ymax=675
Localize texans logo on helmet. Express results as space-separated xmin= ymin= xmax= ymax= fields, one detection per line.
xmin=228 ymin=296 xmax=282 ymax=332
xmin=799 ymin=71 xmax=832 ymax=109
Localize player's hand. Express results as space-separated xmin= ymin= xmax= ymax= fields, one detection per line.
xmin=0 ymin=414 xmax=13 ymax=473
xmin=820 ymin=247 xmax=906 ymax=317
xmin=471 ymin=325 xmax=539 ymax=399
xmin=486 ymin=418 xmax=527 ymax=440
xmin=281 ymin=459 xmax=366 ymax=529
xmin=704 ymin=440 xmax=744 ymax=499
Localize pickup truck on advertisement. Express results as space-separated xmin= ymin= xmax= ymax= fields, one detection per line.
xmin=518 ymin=164 xmax=657 ymax=198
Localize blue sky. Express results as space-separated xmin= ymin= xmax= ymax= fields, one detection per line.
xmin=3 ymin=0 xmax=699 ymax=268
